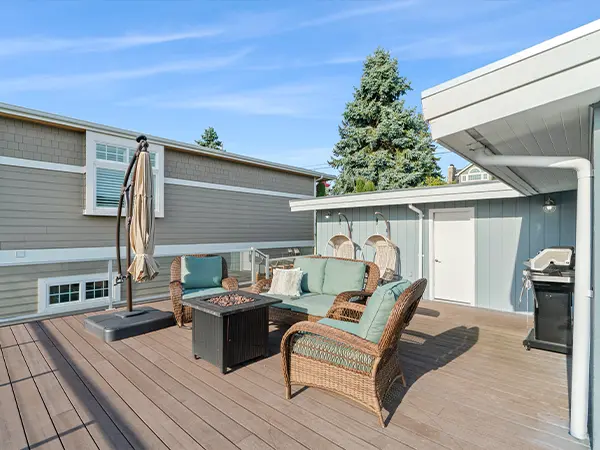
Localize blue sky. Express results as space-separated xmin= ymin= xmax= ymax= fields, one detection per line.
xmin=1 ymin=1 xmax=599 ymax=177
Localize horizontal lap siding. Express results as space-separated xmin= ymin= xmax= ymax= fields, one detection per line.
xmin=316 ymin=191 xmax=577 ymax=313
xmin=0 ymin=261 xmax=108 ymax=319
xmin=0 ymin=165 xmax=313 ymax=250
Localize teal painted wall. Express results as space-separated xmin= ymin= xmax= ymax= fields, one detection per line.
xmin=316 ymin=190 xmax=577 ymax=313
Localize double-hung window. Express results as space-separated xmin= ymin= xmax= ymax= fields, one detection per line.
xmin=85 ymin=131 xmax=164 ymax=217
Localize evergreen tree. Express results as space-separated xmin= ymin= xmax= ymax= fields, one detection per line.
xmin=196 ymin=126 xmax=224 ymax=151
xmin=329 ymin=48 xmax=441 ymax=194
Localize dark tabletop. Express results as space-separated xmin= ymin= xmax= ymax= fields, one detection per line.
xmin=181 ymin=290 xmax=282 ymax=317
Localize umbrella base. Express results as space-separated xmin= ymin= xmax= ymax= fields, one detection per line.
xmin=84 ymin=306 xmax=175 ymax=342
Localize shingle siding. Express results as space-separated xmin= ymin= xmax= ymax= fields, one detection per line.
xmin=0 ymin=116 xmax=85 ymax=165
xmin=164 ymin=148 xmax=314 ymax=195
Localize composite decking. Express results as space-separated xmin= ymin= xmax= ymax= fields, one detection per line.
xmin=0 ymin=299 xmax=588 ymax=450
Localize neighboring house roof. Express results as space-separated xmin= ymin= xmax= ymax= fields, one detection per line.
xmin=290 ymin=181 xmax=520 ymax=212
xmin=456 ymin=163 xmax=479 ymax=176
xmin=0 ymin=101 xmax=334 ymax=180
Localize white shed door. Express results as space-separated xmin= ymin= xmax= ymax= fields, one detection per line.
xmin=431 ymin=209 xmax=475 ymax=305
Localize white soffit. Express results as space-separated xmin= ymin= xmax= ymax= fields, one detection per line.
xmin=289 ymin=181 xmax=521 ymax=212
xmin=421 ymin=20 xmax=600 ymax=195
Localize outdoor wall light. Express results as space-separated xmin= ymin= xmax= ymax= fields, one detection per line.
xmin=324 ymin=211 xmax=332 ymax=219
xmin=543 ymin=196 xmax=557 ymax=214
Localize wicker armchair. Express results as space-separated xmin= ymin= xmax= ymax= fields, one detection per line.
xmin=170 ymin=254 xmax=239 ymax=327
xmin=281 ymin=278 xmax=427 ymax=427
xmin=250 ymin=255 xmax=380 ymax=325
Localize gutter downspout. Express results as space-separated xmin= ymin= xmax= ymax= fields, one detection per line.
xmin=472 ymin=152 xmax=593 ymax=440
xmin=408 ymin=204 xmax=424 ymax=279
xmin=313 ymin=177 xmax=323 ymax=255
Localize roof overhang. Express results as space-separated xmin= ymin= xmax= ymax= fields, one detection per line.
xmin=422 ymin=20 xmax=600 ymax=195
xmin=0 ymin=101 xmax=334 ymax=180
xmin=290 ymin=181 xmax=521 ymax=212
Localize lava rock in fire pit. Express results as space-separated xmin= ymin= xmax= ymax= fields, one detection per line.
xmin=206 ymin=294 xmax=256 ymax=307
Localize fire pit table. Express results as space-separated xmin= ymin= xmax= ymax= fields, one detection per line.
xmin=181 ymin=291 xmax=281 ymax=373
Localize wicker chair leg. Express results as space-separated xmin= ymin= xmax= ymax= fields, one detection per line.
xmin=285 ymin=384 xmax=291 ymax=400
xmin=376 ymin=409 xmax=385 ymax=428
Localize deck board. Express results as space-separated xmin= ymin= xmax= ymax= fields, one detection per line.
xmin=0 ymin=298 xmax=590 ymax=450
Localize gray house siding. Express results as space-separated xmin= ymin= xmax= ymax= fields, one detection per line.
xmin=165 ymin=149 xmax=314 ymax=196
xmin=0 ymin=165 xmax=313 ymax=250
xmin=0 ymin=115 xmax=84 ymax=165
xmin=0 ymin=115 xmax=318 ymax=320
xmin=316 ymin=190 xmax=576 ymax=313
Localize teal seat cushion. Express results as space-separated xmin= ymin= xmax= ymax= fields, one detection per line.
xmin=182 ymin=286 xmax=227 ymax=300
xmin=357 ymin=279 xmax=413 ymax=343
xmin=322 ymin=259 xmax=366 ymax=296
xmin=181 ymin=256 xmax=222 ymax=289
xmin=269 ymin=293 xmax=335 ymax=318
xmin=291 ymin=332 xmax=375 ymax=373
xmin=294 ymin=257 xmax=327 ymax=293
xmin=318 ymin=318 xmax=361 ymax=336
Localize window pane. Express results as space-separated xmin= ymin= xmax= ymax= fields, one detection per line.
xmin=96 ymin=167 xmax=125 ymax=208
xmin=49 ymin=294 xmax=59 ymax=305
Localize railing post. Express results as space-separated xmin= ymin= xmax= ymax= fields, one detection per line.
xmin=250 ymin=247 xmax=256 ymax=284
xmin=107 ymin=259 xmax=115 ymax=310
xmin=265 ymin=255 xmax=270 ymax=280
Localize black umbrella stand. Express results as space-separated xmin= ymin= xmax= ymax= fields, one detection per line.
xmin=83 ymin=135 xmax=174 ymax=342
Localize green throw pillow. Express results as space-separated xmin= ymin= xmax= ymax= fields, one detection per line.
xmin=295 ymin=257 xmax=327 ymax=293
xmin=357 ymin=279 xmax=413 ymax=343
xmin=321 ymin=259 xmax=366 ymax=296
xmin=181 ymin=256 xmax=223 ymax=289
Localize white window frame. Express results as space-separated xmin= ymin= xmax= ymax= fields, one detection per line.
xmin=85 ymin=131 xmax=165 ymax=217
xmin=37 ymin=272 xmax=121 ymax=315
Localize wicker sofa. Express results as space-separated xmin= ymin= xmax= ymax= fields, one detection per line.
xmin=281 ymin=278 xmax=427 ymax=427
xmin=250 ymin=255 xmax=379 ymax=325
xmin=170 ymin=254 xmax=239 ymax=327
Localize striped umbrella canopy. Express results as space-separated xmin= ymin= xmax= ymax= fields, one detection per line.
xmin=127 ymin=147 xmax=160 ymax=282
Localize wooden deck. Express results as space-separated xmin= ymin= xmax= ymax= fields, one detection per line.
xmin=0 ymin=299 xmax=589 ymax=450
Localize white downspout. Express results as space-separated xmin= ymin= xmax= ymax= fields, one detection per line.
xmin=472 ymin=152 xmax=593 ymax=440
xmin=408 ymin=204 xmax=424 ymax=279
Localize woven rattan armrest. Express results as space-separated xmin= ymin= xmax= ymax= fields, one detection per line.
xmin=332 ymin=290 xmax=372 ymax=307
xmin=326 ymin=302 xmax=367 ymax=322
xmin=250 ymin=278 xmax=272 ymax=294
xmin=222 ymin=277 xmax=239 ymax=291
xmin=281 ymin=321 xmax=380 ymax=357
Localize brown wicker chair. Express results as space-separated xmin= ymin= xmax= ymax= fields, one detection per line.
xmin=280 ymin=278 xmax=427 ymax=427
xmin=250 ymin=255 xmax=380 ymax=325
xmin=170 ymin=254 xmax=239 ymax=327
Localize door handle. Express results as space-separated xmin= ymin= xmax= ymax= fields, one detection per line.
xmin=435 ymin=259 xmax=441 ymax=263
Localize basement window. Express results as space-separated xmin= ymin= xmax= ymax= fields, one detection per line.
xmin=38 ymin=273 xmax=120 ymax=314
xmin=84 ymin=131 xmax=164 ymax=217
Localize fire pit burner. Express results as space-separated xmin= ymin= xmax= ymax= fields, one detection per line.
xmin=207 ymin=294 xmax=256 ymax=307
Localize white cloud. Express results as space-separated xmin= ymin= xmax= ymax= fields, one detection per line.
xmin=0 ymin=28 xmax=222 ymax=57
xmin=296 ymin=1 xmax=415 ymax=28
xmin=0 ymin=50 xmax=250 ymax=93
xmin=121 ymin=82 xmax=336 ymax=118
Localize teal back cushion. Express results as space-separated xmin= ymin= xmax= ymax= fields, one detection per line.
xmin=295 ymin=257 xmax=327 ymax=293
xmin=322 ymin=259 xmax=366 ymax=296
xmin=181 ymin=256 xmax=223 ymax=289
xmin=358 ymin=279 xmax=413 ymax=343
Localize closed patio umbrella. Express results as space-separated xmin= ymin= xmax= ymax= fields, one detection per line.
xmin=127 ymin=145 xmax=160 ymax=282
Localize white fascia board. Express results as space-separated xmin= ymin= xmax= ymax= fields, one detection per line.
xmin=428 ymin=57 xmax=600 ymax=141
xmin=165 ymin=178 xmax=313 ymax=199
xmin=0 ymin=156 xmax=85 ymax=173
xmin=0 ymin=240 xmax=314 ymax=267
xmin=289 ymin=182 xmax=522 ymax=212
xmin=422 ymin=19 xmax=600 ymax=100
xmin=0 ymin=101 xmax=332 ymax=180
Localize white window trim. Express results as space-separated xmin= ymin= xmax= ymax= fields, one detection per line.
xmin=37 ymin=272 xmax=121 ymax=315
xmin=85 ymin=131 xmax=165 ymax=218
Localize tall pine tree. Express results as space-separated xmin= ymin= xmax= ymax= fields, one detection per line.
xmin=329 ymin=48 xmax=441 ymax=194
xmin=196 ymin=126 xmax=224 ymax=151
